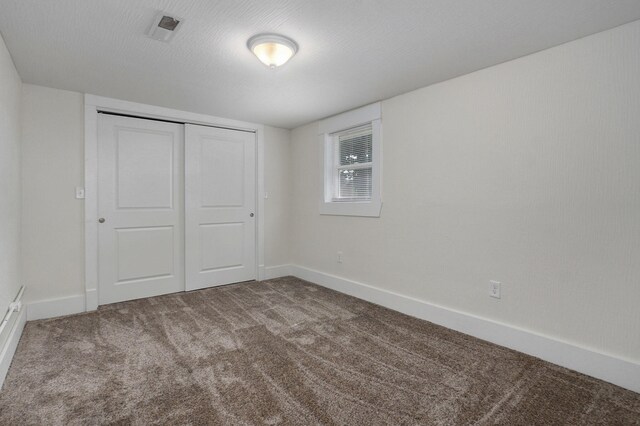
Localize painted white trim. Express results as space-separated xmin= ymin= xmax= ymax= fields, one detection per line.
xmin=289 ymin=265 xmax=640 ymax=394
xmin=85 ymin=288 xmax=98 ymax=312
xmin=84 ymin=94 xmax=266 ymax=307
xmin=319 ymin=105 xmax=383 ymax=218
xmin=0 ymin=306 xmax=26 ymax=388
xmin=318 ymin=102 xmax=381 ymax=134
xmin=84 ymin=95 xmax=261 ymax=132
xmin=27 ymin=295 xmax=86 ymax=321
xmin=84 ymin=104 xmax=99 ymax=312
xmin=257 ymin=128 xmax=266 ymax=281
xmin=263 ymin=264 xmax=293 ymax=280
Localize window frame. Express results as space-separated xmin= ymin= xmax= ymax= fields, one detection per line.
xmin=319 ymin=103 xmax=382 ymax=217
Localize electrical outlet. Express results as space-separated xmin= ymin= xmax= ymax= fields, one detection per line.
xmin=337 ymin=251 xmax=343 ymax=263
xmin=489 ymin=280 xmax=501 ymax=299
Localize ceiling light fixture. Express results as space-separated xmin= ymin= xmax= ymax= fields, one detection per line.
xmin=247 ymin=34 xmax=298 ymax=68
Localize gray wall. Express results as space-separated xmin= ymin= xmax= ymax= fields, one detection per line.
xmin=0 ymin=33 xmax=22 ymax=346
xmin=290 ymin=20 xmax=640 ymax=363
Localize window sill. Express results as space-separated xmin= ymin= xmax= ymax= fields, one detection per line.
xmin=319 ymin=200 xmax=382 ymax=217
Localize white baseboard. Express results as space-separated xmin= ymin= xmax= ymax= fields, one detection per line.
xmin=0 ymin=306 xmax=26 ymax=388
xmin=290 ymin=265 xmax=640 ymax=394
xmin=85 ymin=288 xmax=98 ymax=312
xmin=27 ymin=294 xmax=86 ymax=321
xmin=263 ymin=264 xmax=292 ymax=280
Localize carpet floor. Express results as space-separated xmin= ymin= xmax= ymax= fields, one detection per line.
xmin=0 ymin=276 xmax=638 ymax=425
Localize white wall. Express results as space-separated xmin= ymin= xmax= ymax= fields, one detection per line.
xmin=0 ymin=33 xmax=22 ymax=343
xmin=264 ymin=126 xmax=291 ymax=268
xmin=20 ymin=84 xmax=292 ymax=304
xmin=290 ymin=20 xmax=640 ymax=363
xmin=21 ymin=84 xmax=84 ymax=303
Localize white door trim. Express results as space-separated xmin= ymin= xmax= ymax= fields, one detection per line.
xmin=84 ymin=94 xmax=266 ymax=311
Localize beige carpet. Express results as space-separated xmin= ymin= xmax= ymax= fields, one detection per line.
xmin=1 ymin=276 xmax=638 ymax=425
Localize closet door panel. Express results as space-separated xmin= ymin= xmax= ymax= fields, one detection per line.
xmin=97 ymin=114 xmax=184 ymax=304
xmin=185 ymin=124 xmax=256 ymax=290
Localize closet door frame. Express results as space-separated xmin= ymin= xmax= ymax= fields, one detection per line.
xmin=84 ymin=94 xmax=265 ymax=311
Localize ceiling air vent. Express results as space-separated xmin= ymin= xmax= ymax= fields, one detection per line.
xmin=147 ymin=12 xmax=183 ymax=42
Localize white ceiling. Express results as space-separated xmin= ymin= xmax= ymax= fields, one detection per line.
xmin=1 ymin=1 xmax=640 ymax=129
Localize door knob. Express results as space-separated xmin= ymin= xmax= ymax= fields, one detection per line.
xmin=98 ymin=218 xmax=105 ymax=223
xmin=249 ymin=213 xmax=254 ymax=217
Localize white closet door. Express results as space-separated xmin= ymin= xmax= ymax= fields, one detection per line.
xmin=185 ymin=124 xmax=256 ymax=291
xmin=98 ymin=114 xmax=184 ymax=304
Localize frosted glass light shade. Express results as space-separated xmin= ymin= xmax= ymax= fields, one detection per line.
xmin=248 ymin=34 xmax=298 ymax=68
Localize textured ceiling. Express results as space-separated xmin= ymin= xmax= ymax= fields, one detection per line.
xmin=1 ymin=1 xmax=640 ymax=128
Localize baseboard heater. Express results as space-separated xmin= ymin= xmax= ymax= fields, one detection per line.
xmin=0 ymin=286 xmax=25 ymax=338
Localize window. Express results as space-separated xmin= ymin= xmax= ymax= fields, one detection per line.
xmin=319 ymin=103 xmax=382 ymax=217
xmin=332 ymin=124 xmax=373 ymax=201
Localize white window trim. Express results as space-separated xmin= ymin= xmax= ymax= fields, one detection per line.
xmin=319 ymin=103 xmax=382 ymax=217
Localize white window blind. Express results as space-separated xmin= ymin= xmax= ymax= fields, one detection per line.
xmin=332 ymin=124 xmax=373 ymax=201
